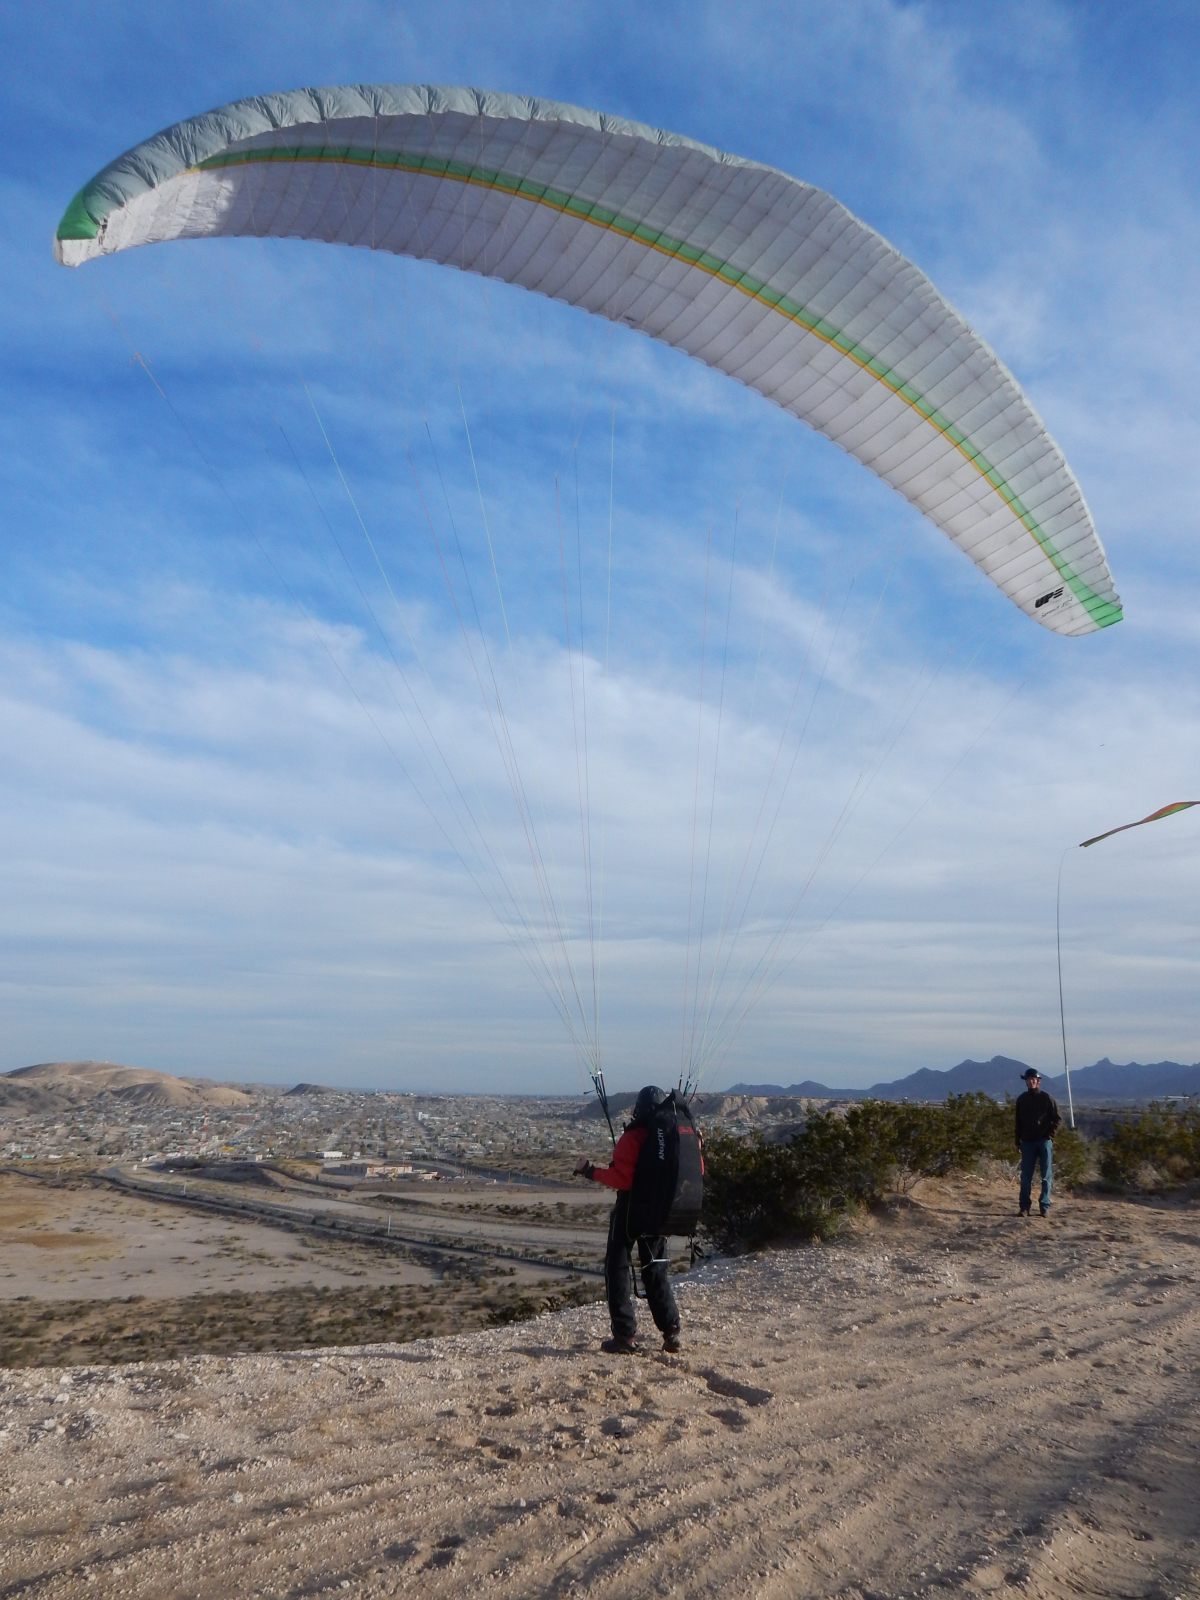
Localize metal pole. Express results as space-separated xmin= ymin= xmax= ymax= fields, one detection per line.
xmin=1056 ymin=846 xmax=1076 ymax=1129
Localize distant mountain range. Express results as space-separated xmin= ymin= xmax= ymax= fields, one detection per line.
xmin=5 ymin=1055 xmax=1196 ymax=1113
xmin=726 ymin=1056 xmax=1200 ymax=1104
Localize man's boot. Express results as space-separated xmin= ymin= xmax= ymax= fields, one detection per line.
xmin=601 ymin=1335 xmax=637 ymax=1355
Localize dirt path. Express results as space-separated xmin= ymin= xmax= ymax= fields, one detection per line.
xmin=2 ymin=1178 xmax=1198 ymax=1599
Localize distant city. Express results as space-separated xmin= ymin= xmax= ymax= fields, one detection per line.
xmin=0 ymin=1062 xmax=801 ymax=1170
xmin=2 ymin=1053 xmax=1196 ymax=1169
xmin=0 ymin=1067 xmax=594 ymax=1171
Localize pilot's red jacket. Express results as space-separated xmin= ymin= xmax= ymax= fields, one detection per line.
xmin=586 ymin=1125 xmax=646 ymax=1191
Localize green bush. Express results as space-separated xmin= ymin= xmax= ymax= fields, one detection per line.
xmin=701 ymin=1092 xmax=1089 ymax=1251
xmin=1099 ymin=1100 xmax=1200 ymax=1190
xmin=700 ymin=1131 xmax=838 ymax=1250
xmin=1050 ymin=1125 xmax=1093 ymax=1189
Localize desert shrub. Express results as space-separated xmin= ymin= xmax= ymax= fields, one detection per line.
xmin=1099 ymin=1100 xmax=1200 ymax=1190
xmin=700 ymin=1132 xmax=839 ymax=1250
xmin=701 ymin=1092 xmax=1091 ymax=1251
xmin=1050 ymin=1125 xmax=1094 ymax=1188
xmin=894 ymin=1092 xmax=1014 ymax=1172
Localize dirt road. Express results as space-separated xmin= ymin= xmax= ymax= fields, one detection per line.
xmin=2 ymin=1177 xmax=1197 ymax=1598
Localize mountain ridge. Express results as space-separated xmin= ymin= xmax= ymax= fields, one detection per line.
xmin=726 ymin=1056 xmax=1200 ymax=1103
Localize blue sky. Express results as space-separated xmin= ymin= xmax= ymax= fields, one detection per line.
xmin=1 ymin=0 xmax=1198 ymax=1092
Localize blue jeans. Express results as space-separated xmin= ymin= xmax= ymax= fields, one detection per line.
xmin=1019 ymin=1140 xmax=1053 ymax=1212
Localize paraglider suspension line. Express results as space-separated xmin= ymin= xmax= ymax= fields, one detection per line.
xmin=591 ymin=1070 xmax=617 ymax=1151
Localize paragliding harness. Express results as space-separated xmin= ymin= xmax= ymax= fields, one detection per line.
xmin=624 ymin=1090 xmax=705 ymax=1293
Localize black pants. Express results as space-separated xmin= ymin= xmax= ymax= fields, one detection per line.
xmin=605 ymin=1191 xmax=680 ymax=1341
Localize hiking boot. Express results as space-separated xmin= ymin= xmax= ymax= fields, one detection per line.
xmin=1039 ymin=1205 xmax=1049 ymax=1217
xmin=662 ymin=1332 xmax=682 ymax=1354
xmin=1018 ymin=1207 xmax=1031 ymax=1218
xmin=601 ymin=1336 xmax=637 ymax=1355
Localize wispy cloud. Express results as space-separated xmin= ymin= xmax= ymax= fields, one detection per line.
xmin=2 ymin=0 xmax=1197 ymax=1088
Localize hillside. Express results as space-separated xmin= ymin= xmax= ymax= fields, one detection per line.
xmin=0 ymin=1060 xmax=256 ymax=1111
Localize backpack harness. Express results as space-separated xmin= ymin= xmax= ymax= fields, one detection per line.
xmin=624 ymin=1090 xmax=705 ymax=1290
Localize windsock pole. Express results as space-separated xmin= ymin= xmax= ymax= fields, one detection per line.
xmin=1058 ymin=801 xmax=1197 ymax=1133
xmin=1056 ymin=848 xmax=1075 ymax=1129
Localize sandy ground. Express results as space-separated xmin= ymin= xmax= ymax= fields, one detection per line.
xmin=0 ymin=1175 xmax=436 ymax=1299
xmin=2 ymin=1177 xmax=1198 ymax=1600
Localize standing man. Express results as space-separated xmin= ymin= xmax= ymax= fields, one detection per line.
xmin=574 ymin=1085 xmax=682 ymax=1355
xmin=1015 ymin=1066 xmax=1062 ymax=1217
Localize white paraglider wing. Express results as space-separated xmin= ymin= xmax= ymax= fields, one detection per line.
xmin=56 ymin=83 xmax=1121 ymax=636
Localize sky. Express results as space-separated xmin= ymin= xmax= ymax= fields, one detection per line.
xmin=1 ymin=0 xmax=1198 ymax=1094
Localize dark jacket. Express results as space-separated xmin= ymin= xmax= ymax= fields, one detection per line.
xmin=1015 ymin=1088 xmax=1062 ymax=1145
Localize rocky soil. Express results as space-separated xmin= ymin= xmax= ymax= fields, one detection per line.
xmin=2 ymin=1177 xmax=1198 ymax=1599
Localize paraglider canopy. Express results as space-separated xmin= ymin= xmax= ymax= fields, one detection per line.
xmin=55 ymin=82 xmax=1121 ymax=637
